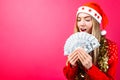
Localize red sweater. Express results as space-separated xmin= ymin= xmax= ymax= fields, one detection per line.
xmin=63 ymin=39 xmax=118 ymax=80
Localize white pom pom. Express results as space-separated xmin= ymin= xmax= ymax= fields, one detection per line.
xmin=101 ymin=30 xmax=107 ymax=35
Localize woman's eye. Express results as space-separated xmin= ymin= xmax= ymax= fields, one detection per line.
xmin=85 ymin=17 xmax=92 ymax=22
xmin=77 ymin=19 xmax=81 ymax=22
xmin=77 ymin=18 xmax=81 ymax=22
xmin=85 ymin=19 xmax=91 ymax=22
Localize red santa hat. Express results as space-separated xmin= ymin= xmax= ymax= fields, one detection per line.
xmin=77 ymin=2 xmax=108 ymax=35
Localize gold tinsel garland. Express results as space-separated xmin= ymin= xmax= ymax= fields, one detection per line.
xmin=97 ymin=36 xmax=109 ymax=73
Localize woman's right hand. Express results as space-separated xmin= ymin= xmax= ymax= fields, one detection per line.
xmin=67 ymin=50 xmax=78 ymax=66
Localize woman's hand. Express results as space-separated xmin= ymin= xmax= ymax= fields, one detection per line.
xmin=77 ymin=48 xmax=92 ymax=70
xmin=67 ymin=50 xmax=78 ymax=66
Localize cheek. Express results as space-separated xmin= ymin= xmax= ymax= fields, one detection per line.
xmin=88 ymin=27 xmax=92 ymax=32
xmin=77 ymin=22 xmax=80 ymax=26
xmin=88 ymin=25 xmax=92 ymax=30
xmin=87 ymin=23 xmax=92 ymax=32
xmin=87 ymin=22 xmax=92 ymax=29
xmin=77 ymin=23 xmax=80 ymax=29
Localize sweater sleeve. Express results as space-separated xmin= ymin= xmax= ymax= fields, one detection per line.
xmin=86 ymin=40 xmax=118 ymax=80
xmin=63 ymin=62 xmax=78 ymax=80
xmin=86 ymin=61 xmax=118 ymax=80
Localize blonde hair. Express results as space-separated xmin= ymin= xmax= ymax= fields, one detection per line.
xmin=74 ymin=15 xmax=101 ymax=64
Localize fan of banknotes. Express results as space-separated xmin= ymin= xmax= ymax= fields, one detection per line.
xmin=64 ymin=32 xmax=100 ymax=56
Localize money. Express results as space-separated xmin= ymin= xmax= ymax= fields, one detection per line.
xmin=64 ymin=32 xmax=100 ymax=56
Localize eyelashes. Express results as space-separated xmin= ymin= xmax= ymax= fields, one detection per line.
xmin=77 ymin=18 xmax=92 ymax=22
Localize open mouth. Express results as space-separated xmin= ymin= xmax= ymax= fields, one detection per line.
xmin=80 ymin=28 xmax=86 ymax=32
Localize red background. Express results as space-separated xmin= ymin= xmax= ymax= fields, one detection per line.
xmin=0 ymin=0 xmax=120 ymax=80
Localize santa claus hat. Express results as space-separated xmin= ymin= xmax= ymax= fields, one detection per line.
xmin=77 ymin=2 xmax=108 ymax=35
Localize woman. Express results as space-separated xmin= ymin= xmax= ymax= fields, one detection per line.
xmin=63 ymin=2 xmax=118 ymax=80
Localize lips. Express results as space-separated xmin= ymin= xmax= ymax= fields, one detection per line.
xmin=80 ymin=28 xmax=86 ymax=32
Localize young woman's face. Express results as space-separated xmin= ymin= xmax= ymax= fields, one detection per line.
xmin=77 ymin=13 xmax=93 ymax=34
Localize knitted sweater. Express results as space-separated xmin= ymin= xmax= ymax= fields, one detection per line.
xmin=63 ymin=39 xmax=118 ymax=80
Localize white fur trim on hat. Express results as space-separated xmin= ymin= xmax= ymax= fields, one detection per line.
xmin=101 ymin=30 xmax=107 ymax=35
xmin=77 ymin=6 xmax=102 ymax=24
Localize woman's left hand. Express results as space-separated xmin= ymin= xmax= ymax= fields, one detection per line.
xmin=77 ymin=48 xmax=93 ymax=70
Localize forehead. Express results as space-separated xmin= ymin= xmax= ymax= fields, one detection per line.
xmin=77 ymin=12 xmax=91 ymax=18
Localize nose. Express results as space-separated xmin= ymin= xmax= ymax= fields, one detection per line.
xmin=80 ymin=20 xmax=85 ymax=26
